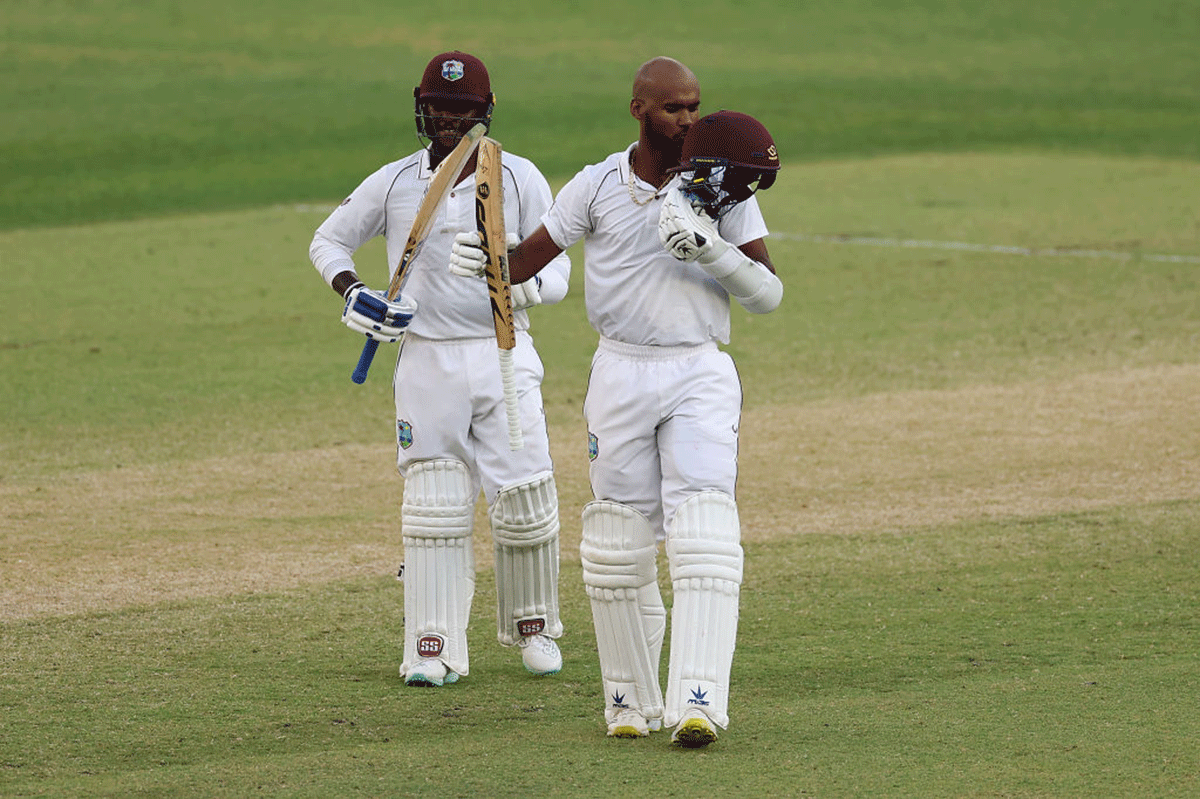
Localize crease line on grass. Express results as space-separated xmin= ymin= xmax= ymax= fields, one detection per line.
xmin=770 ymin=231 xmax=1200 ymax=264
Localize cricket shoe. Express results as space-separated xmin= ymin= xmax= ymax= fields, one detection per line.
xmin=404 ymin=658 xmax=459 ymax=687
xmin=607 ymin=709 xmax=651 ymax=738
xmin=518 ymin=634 xmax=562 ymax=676
xmin=671 ymin=709 xmax=718 ymax=748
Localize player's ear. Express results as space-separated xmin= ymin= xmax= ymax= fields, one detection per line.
xmin=630 ymin=98 xmax=644 ymax=120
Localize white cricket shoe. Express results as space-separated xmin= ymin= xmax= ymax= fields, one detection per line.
xmin=518 ymin=634 xmax=562 ymax=675
xmin=607 ymin=709 xmax=650 ymax=738
xmin=404 ymin=658 xmax=459 ymax=687
xmin=671 ymin=709 xmax=718 ymax=748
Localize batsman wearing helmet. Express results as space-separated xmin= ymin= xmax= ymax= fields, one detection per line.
xmin=450 ymin=57 xmax=782 ymax=747
xmin=309 ymin=51 xmax=572 ymax=687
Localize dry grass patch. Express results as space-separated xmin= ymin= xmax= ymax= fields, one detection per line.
xmin=3 ymin=363 xmax=1197 ymax=621
xmin=741 ymin=362 xmax=1200 ymax=538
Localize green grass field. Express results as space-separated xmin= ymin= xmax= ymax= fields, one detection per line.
xmin=2 ymin=1 xmax=1199 ymax=796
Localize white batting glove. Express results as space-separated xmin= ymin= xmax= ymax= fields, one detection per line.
xmin=658 ymin=187 xmax=731 ymax=265
xmin=510 ymin=276 xmax=542 ymax=311
xmin=450 ymin=231 xmax=520 ymax=278
xmin=341 ymin=284 xmax=417 ymax=343
xmin=449 ymin=231 xmax=487 ymax=277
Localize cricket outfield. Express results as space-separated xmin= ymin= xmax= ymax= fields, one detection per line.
xmin=2 ymin=0 xmax=1199 ymax=795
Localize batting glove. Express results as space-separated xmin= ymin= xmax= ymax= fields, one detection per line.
xmin=449 ymin=231 xmax=521 ymax=278
xmin=658 ymin=187 xmax=731 ymax=265
xmin=510 ymin=275 xmax=543 ymax=311
xmin=449 ymin=231 xmax=487 ymax=277
xmin=341 ymin=284 xmax=417 ymax=343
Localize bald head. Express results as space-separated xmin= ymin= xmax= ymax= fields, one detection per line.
xmin=632 ymin=57 xmax=699 ymax=104
xmin=628 ymin=57 xmax=701 ymax=177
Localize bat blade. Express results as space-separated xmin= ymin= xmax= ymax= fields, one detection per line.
xmin=475 ymin=137 xmax=523 ymax=449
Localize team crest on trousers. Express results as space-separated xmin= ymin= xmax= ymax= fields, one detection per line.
xmin=397 ymin=419 xmax=414 ymax=449
xmin=588 ymin=432 xmax=599 ymax=462
xmin=441 ymin=60 xmax=464 ymax=81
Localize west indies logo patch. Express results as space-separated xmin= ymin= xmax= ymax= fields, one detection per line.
xmin=397 ymin=419 xmax=414 ymax=449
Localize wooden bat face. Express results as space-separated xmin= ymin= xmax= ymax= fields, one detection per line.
xmin=475 ymin=137 xmax=516 ymax=350
xmin=474 ymin=136 xmax=524 ymax=450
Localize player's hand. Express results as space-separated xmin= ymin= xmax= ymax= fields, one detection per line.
xmin=658 ymin=187 xmax=730 ymax=265
xmin=449 ymin=231 xmax=521 ymax=277
xmin=341 ymin=284 xmax=417 ymax=343
xmin=449 ymin=231 xmax=487 ymax=277
xmin=510 ymin=276 xmax=542 ymax=311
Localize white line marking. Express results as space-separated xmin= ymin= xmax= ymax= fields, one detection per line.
xmin=289 ymin=203 xmax=336 ymax=214
xmin=771 ymin=232 xmax=1200 ymax=265
xmin=291 ymin=203 xmax=1200 ymax=265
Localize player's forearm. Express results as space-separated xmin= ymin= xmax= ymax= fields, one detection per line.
xmin=331 ymin=270 xmax=363 ymax=298
xmin=509 ymin=226 xmax=565 ymax=284
xmin=310 ymin=231 xmax=360 ymax=296
xmin=702 ymin=245 xmax=783 ymax=314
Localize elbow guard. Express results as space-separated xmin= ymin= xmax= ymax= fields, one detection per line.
xmin=700 ymin=244 xmax=783 ymax=314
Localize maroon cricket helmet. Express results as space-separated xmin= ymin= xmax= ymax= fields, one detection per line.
xmin=672 ymin=110 xmax=780 ymax=217
xmin=413 ymin=51 xmax=496 ymax=143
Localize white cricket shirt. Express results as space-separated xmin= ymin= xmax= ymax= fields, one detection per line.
xmin=310 ymin=147 xmax=570 ymax=340
xmin=542 ymin=143 xmax=768 ymax=347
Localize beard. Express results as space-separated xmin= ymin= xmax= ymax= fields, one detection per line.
xmin=430 ymin=120 xmax=471 ymax=158
xmin=645 ymin=122 xmax=687 ymax=163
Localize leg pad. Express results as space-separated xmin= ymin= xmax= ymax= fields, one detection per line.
xmin=490 ymin=471 xmax=563 ymax=645
xmin=664 ymin=491 xmax=743 ymax=729
xmin=400 ymin=459 xmax=476 ymax=678
xmin=581 ymin=500 xmax=666 ymax=727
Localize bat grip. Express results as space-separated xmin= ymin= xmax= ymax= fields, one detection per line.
xmin=499 ymin=347 xmax=524 ymax=450
xmin=352 ymin=338 xmax=379 ymax=384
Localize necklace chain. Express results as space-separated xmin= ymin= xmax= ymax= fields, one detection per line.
xmin=627 ymin=151 xmax=667 ymax=206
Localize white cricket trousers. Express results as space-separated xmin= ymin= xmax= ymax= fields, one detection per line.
xmin=392 ymin=332 xmax=554 ymax=501
xmin=583 ymin=337 xmax=742 ymax=537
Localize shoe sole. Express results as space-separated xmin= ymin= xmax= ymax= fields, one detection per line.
xmin=405 ymin=675 xmax=442 ymax=687
xmin=672 ymin=719 xmax=717 ymax=748
xmin=405 ymin=672 xmax=459 ymax=688
xmin=607 ymin=725 xmax=648 ymax=739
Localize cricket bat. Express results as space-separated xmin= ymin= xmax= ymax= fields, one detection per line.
xmin=474 ymin=136 xmax=523 ymax=450
xmin=351 ymin=122 xmax=487 ymax=384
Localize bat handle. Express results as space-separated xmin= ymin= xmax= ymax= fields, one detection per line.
xmin=499 ymin=347 xmax=524 ymax=450
xmin=352 ymin=338 xmax=379 ymax=384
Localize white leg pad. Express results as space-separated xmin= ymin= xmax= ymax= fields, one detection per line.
xmin=580 ymin=500 xmax=666 ymax=727
xmin=400 ymin=459 xmax=476 ymax=678
xmin=664 ymin=491 xmax=743 ymax=729
xmin=490 ymin=470 xmax=563 ymax=645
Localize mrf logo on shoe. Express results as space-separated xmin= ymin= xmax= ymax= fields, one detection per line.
xmin=688 ymin=686 xmax=710 ymax=706
xmin=417 ymin=634 xmax=445 ymax=658
xmin=517 ymin=618 xmax=546 ymax=637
